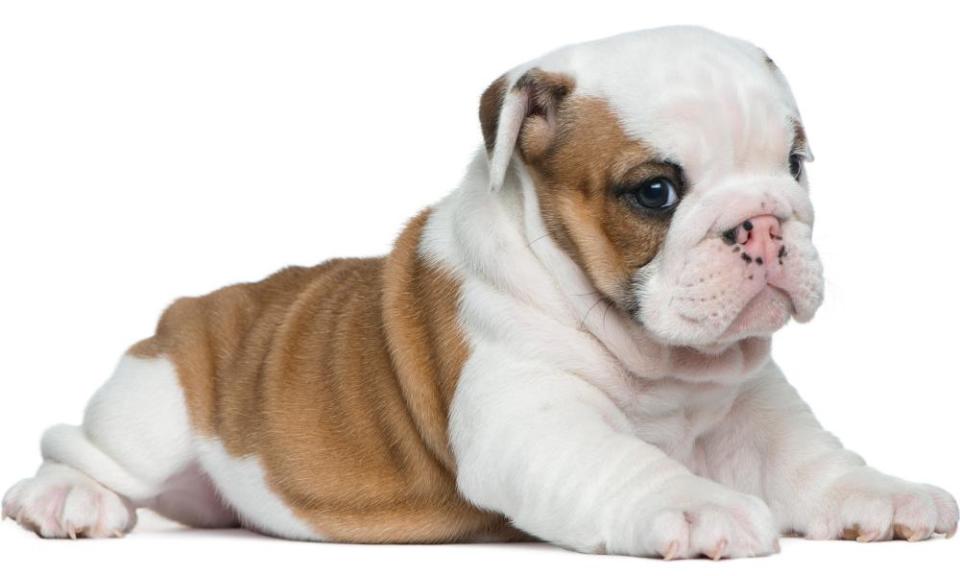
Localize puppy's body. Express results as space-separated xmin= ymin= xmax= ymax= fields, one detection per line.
xmin=4 ymin=27 xmax=956 ymax=558
xmin=124 ymin=211 xmax=519 ymax=542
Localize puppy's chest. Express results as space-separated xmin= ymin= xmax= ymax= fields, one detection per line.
xmin=613 ymin=376 xmax=740 ymax=467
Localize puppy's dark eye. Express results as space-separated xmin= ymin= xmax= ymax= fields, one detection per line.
xmin=624 ymin=177 xmax=679 ymax=211
xmin=789 ymin=153 xmax=804 ymax=181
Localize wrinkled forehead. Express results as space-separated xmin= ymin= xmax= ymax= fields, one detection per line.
xmin=526 ymin=28 xmax=803 ymax=183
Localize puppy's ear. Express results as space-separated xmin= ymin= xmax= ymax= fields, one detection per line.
xmin=479 ymin=68 xmax=574 ymax=192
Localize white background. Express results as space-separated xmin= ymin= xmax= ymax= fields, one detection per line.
xmin=1 ymin=1 xmax=957 ymax=574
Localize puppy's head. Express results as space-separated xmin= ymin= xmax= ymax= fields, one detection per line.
xmin=480 ymin=26 xmax=824 ymax=347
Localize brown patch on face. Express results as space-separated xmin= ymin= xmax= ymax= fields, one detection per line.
xmin=526 ymin=96 xmax=674 ymax=307
xmin=127 ymin=210 xmax=527 ymax=544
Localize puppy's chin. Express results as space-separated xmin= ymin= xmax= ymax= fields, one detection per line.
xmin=715 ymin=286 xmax=793 ymax=343
xmin=634 ymin=284 xmax=796 ymax=349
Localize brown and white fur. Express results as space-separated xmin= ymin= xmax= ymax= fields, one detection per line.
xmin=3 ymin=27 xmax=956 ymax=559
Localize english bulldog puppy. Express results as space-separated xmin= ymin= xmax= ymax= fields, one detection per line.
xmin=3 ymin=26 xmax=956 ymax=559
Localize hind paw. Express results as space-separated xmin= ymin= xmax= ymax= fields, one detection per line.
xmin=2 ymin=463 xmax=136 ymax=538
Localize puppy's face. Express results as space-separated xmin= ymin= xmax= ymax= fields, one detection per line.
xmin=481 ymin=27 xmax=824 ymax=347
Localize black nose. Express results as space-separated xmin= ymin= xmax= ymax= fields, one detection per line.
xmin=721 ymin=219 xmax=755 ymax=245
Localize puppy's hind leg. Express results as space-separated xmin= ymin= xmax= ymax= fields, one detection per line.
xmin=2 ymin=353 xmax=236 ymax=538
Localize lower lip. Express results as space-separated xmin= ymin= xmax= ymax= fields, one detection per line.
xmin=720 ymin=286 xmax=793 ymax=340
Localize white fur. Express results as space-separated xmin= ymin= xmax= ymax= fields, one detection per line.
xmin=41 ymin=355 xmax=194 ymax=500
xmin=428 ymin=26 xmax=957 ymax=558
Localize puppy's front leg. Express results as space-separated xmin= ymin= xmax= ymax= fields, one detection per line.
xmin=703 ymin=363 xmax=958 ymax=542
xmin=450 ymin=349 xmax=779 ymax=559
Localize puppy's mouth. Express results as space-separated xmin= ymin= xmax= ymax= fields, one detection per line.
xmin=717 ymin=285 xmax=793 ymax=342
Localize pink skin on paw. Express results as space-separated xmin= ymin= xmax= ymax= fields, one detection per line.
xmin=2 ymin=466 xmax=136 ymax=539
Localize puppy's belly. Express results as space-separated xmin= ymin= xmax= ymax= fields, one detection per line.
xmin=128 ymin=211 xmax=514 ymax=542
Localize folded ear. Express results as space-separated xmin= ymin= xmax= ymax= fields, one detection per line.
xmin=478 ymin=68 xmax=575 ymax=192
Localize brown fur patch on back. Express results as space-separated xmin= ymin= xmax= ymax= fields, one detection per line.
xmin=382 ymin=217 xmax=468 ymax=472
xmin=129 ymin=211 xmax=525 ymax=543
xmin=528 ymin=96 xmax=673 ymax=307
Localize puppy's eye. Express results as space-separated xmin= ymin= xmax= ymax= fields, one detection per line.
xmin=624 ymin=177 xmax=679 ymax=211
xmin=789 ymin=153 xmax=804 ymax=181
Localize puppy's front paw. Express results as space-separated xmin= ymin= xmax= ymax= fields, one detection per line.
xmin=800 ymin=467 xmax=958 ymax=542
xmin=2 ymin=463 xmax=136 ymax=539
xmin=605 ymin=476 xmax=779 ymax=560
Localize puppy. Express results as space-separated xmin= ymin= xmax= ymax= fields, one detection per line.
xmin=3 ymin=26 xmax=956 ymax=559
